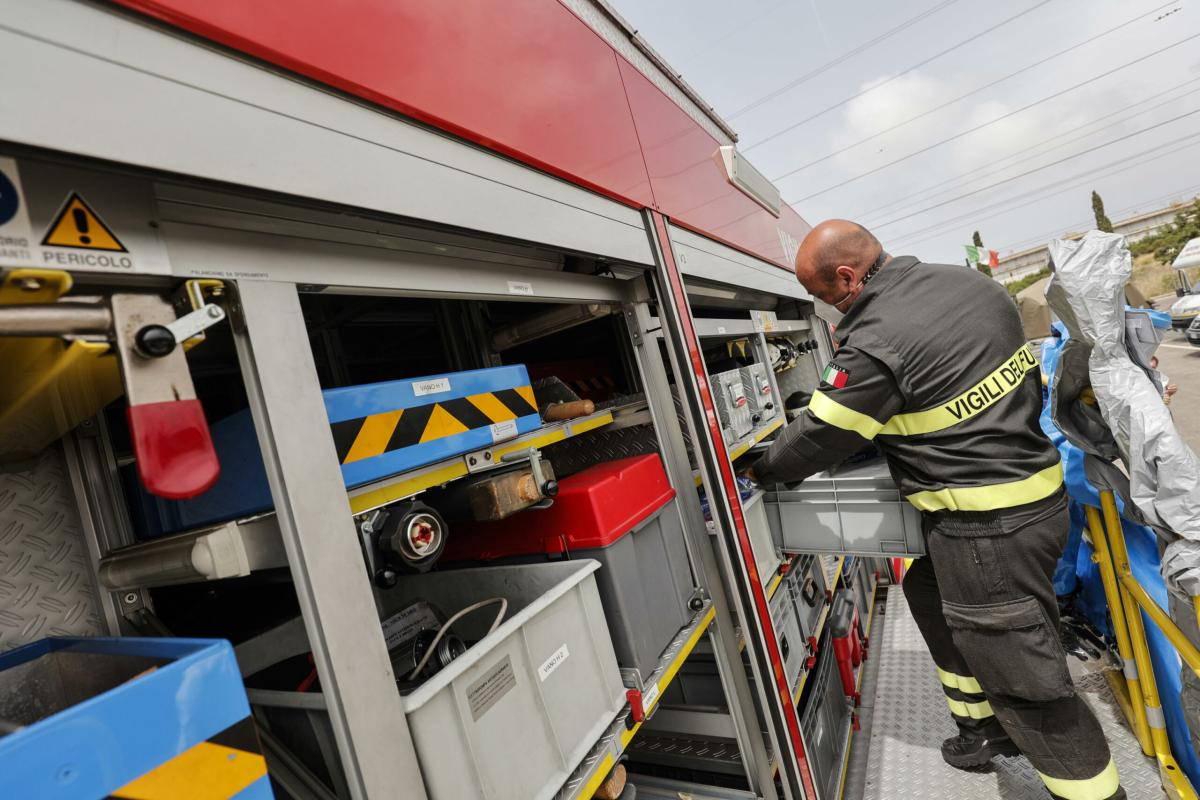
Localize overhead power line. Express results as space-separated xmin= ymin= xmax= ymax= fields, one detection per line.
xmin=1000 ymin=183 xmax=1200 ymax=253
xmin=771 ymin=1 xmax=1177 ymax=181
xmin=852 ymin=74 xmax=1200 ymax=223
xmin=787 ymin=32 xmax=1200 ymax=204
xmin=871 ymin=110 xmax=1200 ymax=230
xmin=727 ymin=0 xmax=963 ymax=118
xmin=884 ymin=133 xmax=1200 ymax=247
xmin=741 ymin=0 xmax=1052 ymax=151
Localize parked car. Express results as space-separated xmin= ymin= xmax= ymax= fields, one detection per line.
xmin=1170 ymin=237 xmax=1200 ymax=329
xmin=1188 ymin=316 xmax=1200 ymax=348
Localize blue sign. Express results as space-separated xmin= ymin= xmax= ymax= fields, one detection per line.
xmin=0 ymin=168 xmax=18 ymax=227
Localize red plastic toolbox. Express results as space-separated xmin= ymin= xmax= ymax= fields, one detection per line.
xmin=445 ymin=454 xmax=696 ymax=688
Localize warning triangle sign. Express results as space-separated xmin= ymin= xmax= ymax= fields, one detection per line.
xmin=41 ymin=193 xmax=126 ymax=252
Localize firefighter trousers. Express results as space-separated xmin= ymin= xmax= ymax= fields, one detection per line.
xmin=903 ymin=493 xmax=1122 ymax=800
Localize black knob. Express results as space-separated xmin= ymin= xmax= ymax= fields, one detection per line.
xmin=542 ymin=479 xmax=559 ymax=497
xmin=135 ymin=325 xmax=176 ymax=358
xmin=752 ymin=413 xmax=762 ymax=423
xmin=765 ymin=402 xmax=775 ymax=411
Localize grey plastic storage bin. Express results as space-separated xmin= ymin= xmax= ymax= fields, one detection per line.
xmin=800 ymin=634 xmax=852 ymax=800
xmin=769 ymin=577 xmax=805 ymax=695
xmin=764 ymin=460 xmax=924 ymax=557
xmin=445 ymin=455 xmax=696 ymax=689
xmin=253 ymin=561 xmax=624 ymax=800
xmin=731 ymin=489 xmax=780 ymax=590
xmin=786 ymin=555 xmax=828 ymax=644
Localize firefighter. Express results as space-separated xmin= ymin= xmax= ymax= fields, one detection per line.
xmin=750 ymin=220 xmax=1123 ymax=800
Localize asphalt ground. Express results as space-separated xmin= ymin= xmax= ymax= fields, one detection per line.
xmin=1156 ymin=329 xmax=1200 ymax=451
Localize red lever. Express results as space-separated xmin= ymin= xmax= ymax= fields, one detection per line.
xmin=127 ymin=399 xmax=220 ymax=499
xmin=627 ymin=688 xmax=646 ymax=723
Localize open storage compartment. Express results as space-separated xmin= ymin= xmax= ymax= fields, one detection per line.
xmin=250 ymin=560 xmax=624 ymax=800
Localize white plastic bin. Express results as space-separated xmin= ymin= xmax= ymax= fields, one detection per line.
xmin=251 ymin=560 xmax=624 ymax=800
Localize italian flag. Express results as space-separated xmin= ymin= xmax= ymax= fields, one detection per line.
xmin=966 ymin=244 xmax=999 ymax=269
xmin=822 ymin=363 xmax=849 ymax=388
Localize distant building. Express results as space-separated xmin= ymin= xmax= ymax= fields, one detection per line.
xmin=992 ymin=200 xmax=1195 ymax=284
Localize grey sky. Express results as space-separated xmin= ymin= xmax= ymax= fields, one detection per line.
xmin=607 ymin=0 xmax=1200 ymax=263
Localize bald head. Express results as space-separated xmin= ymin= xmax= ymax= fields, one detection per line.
xmin=794 ymin=219 xmax=884 ymax=309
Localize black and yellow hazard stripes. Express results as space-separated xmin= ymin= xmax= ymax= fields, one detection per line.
xmin=330 ymin=385 xmax=537 ymax=465
xmin=879 ymin=343 xmax=1038 ymax=436
xmin=110 ymin=717 xmax=268 ymax=800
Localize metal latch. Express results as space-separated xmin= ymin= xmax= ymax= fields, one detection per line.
xmin=135 ymin=303 xmax=226 ymax=358
xmin=500 ymin=446 xmax=558 ymax=501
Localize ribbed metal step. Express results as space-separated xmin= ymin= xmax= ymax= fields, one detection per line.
xmin=847 ymin=586 xmax=1166 ymax=800
xmin=626 ymin=733 xmax=746 ymax=775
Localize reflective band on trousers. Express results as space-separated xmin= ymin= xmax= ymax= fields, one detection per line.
xmin=1037 ymin=759 xmax=1120 ymax=800
xmin=879 ymin=343 xmax=1038 ymax=437
xmin=946 ymin=697 xmax=993 ymax=719
xmin=937 ymin=666 xmax=983 ymax=695
xmin=808 ymin=389 xmax=884 ymax=440
xmin=906 ymin=462 xmax=1064 ymax=512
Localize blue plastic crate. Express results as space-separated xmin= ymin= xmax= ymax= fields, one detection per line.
xmin=125 ymin=365 xmax=541 ymax=538
xmin=0 ymin=637 xmax=272 ymax=799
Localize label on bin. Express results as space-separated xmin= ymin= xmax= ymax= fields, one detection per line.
xmin=381 ymin=601 xmax=440 ymax=651
xmin=642 ymin=681 xmax=661 ymax=712
xmin=466 ymin=656 xmax=517 ymax=721
xmin=489 ymin=419 xmax=518 ymax=443
xmin=537 ymin=644 xmax=570 ymax=682
xmin=412 ymin=377 xmax=451 ymax=396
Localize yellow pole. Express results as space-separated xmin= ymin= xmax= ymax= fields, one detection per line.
xmin=1085 ymin=504 xmax=1153 ymax=756
xmin=1100 ymin=491 xmax=1198 ymax=799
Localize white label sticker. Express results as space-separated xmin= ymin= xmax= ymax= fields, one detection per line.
xmin=489 ymin=419 xmax=519 ymax=443
xmin=412 ymin=377 xmax=451 ymax=396
xmin=717 ymin=326 xmax=727 ymax=334
xmin=466 ymin=656 xmax=517 ymax=721
xmin=642 ymin=681 xmax=661 ymax=712
xmin=0 ymin=157 xmax=35 ymax=266
xmin=507 ymin=280 xmax=534 ymax=296
xmin=380 ymin=601 xmax=441 ymax=651
xmin=538 ymin=644 xmax=570 ymax=682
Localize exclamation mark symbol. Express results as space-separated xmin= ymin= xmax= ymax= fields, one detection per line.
xmin=72 ymin=207 xmax=91 ymax=245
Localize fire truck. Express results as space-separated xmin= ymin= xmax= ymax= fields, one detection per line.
xmin=0 ymin=2 xmax=1188 ymax=800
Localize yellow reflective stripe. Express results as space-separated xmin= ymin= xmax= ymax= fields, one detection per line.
xmin=946 ymin=697 xmax=994 ymax=720
xmin=937 ymin=666 xmax=983 ymax=695
xmin=906 ymin=462 xmax=1064 ymax=512
xmin=809 ymin=389 xmax=884 ymax=440
xmin=1037 ymin=760 xmax=1120 ymax=800
xmin=112 ymin=741 xmax=267 ymax=800
xmin=879 ymin=343 xmax=1038 ymax=436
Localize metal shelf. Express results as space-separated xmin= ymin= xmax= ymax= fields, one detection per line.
xmin=98 ymin=409 xmax=617 ymax=589
xmin=347 ymin=407 xmax=616 ymax=514
xmin=557 ymin=602 xmax=717 ymax=800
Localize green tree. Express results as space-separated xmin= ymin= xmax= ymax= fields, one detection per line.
xmin=972 ymin=230 xmax=991 ymax=275
xmin=1092 ymin=190 xmax=1114 ymax=233
xmin=1129 ymin=198 xmax=1200 ymax=264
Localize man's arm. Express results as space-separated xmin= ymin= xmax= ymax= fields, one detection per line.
xmin=752 ymin=346 xmax=904 ymax=485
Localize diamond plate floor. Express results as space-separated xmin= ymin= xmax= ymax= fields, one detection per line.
xmin=0 ymin=443 xmax=105 ymax=652
xmin=846 ymin=586 xmax=1164 ymax=800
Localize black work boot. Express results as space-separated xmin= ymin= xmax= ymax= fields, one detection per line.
xmin=940 ymin=732 xmax=1021 ymax=769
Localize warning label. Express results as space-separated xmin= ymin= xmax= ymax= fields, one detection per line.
xmin=42 ymin=192 xmax=127 ymax=252
xmin=466 ymin=656 xmax=517 ymax=721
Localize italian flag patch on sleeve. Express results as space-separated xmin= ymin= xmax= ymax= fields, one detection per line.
xmin=822 ymin=363 xmax=849 ymax=388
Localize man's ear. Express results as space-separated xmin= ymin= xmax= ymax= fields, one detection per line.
xmin=834 ymin=264 xmax=857 ymax=287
